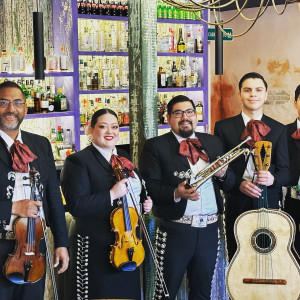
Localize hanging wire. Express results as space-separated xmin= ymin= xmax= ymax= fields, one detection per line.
xmin=162 ymin=0 xmax=291 ymax=37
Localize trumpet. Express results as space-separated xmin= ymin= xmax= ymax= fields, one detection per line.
xmin=174 ymin=136 xmax=251 ymax=190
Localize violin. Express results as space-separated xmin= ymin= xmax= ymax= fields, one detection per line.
xmin=4 ymin=167 xmax=58 ymax=299
xmin=4 ymin=168 xmax=45 ymax=284
xmin=110 ymin=162 xmax=145 ymax=271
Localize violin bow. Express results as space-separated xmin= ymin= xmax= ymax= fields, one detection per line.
xmin=126 ymin=179 xmax=170 ymax=298
xmin=30 ymin=168 xmax=59 ymax=300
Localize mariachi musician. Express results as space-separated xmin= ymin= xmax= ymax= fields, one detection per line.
xmin=140 ymin=95 xmax=235 ymax=300
xmin=285 ymin=84 xmax=300 ymax=256
xmin=0 ymin=81 xmax=69 ymax=300
xmin=60 ymin=108 xmax=152 ymax=300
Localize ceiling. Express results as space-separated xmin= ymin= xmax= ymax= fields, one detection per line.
xmin=220 ymin=0 xmax=290 ymax=11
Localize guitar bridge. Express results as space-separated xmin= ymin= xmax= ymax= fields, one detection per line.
xmin=243 ymin=278 xmax=287 ymax=285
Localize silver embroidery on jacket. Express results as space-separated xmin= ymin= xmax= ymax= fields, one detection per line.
xmin=153 ymin=228 xmax=167 ymax=300
xmin=76 ymin=234 xmax=89 ymax=299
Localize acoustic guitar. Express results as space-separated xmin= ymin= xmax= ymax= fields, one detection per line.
xmin=226 ymin=141 xmax=300 ymax=300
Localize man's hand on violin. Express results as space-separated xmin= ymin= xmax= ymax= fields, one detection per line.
xmin=11 ymin=199 xmax=42 ymax=218
xmin=110 ymin=178 xmax=128 ymax=201
xmin=54 ymin=247 xmax=69 ymax=274
xmin=174 ymin=181 xmax=200 ymax=201
xmin=143 ymin=196 xmax=153 ymax=213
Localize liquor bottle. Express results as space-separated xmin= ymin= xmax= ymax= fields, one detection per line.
xmin=59 ymin=44 xmax=69 ymax=71
xmin=162 ymin=3 xmax=168 ymax=19
xmin=48 ymin=85 xmax=56 ymax=112
xmin=48 ymin=46 xmax=58 ymax=72
xmin=40 ymin=94 xmax=49 ymax=113
xmin=91 ymin=69 xmax=99 ymax=90
xmin=1 ymin=50 xmax=10 ymax=73
xmin=172 ymin=6 xmax=178 ymax=19
xmin=196 ymin=100 xmax=203 ymax=122
xmin=122 ymin=0 xmax=128 ymax=16
xmin=86 ymin=60 xmax=93 ymax=90
xmin=185 ymin=57 xmax=192 ymax=88
xmin=54 ymin=88 xmax=67 ymax=111
xmin=105 ymin=23 xmax=112 ymax=51
xmin=105 ymin=0 xmax=111 ymax=15
xmin=18 ymin=46 xmax=26 ymax=71
xmin=111 ymin=24 xmax=118 ymax=52
xmin=91 ymin=21 xmax=99 ymax=51
xmin=167 ymin=4 xmax=172 ymax=19
xmin=91 ymin=0 xmax=98 ymax=14
xmin=99 ymin=0 xmax=105 ymax=15
xmin=119 ymin=22 xmax=128 ymax=52
xmin=34 ymin=91 xmax=41 ymax=113
xmin=79 ymin=59 xmax=87 ymax=90
xmin=55 ymin=126 xmax=64 ymax=160
xmin=80 ymin=98 xmax=88 ymax=129
xmin=171 ymin=61 xmax=178 ymax=88
xmin=191 ymin=59 xmax=199 ymax=87
xmin=112 ymin=58 xmax=120 ymax=89
xmin=64 ymin=129 xmax=72 ymax=149
xmin=177 ymin=28 xmax=186 ymax=53
xmin=78 ymin=0 xmax=87 ymax=14
xmin=166 ymin=60 xmax=173 ymax=87
xmin=168 ymin=27 xmax=176 ymax=53
xmin=80 ymin=26 xmax=92 ymax=51
xmin=50 ymin=127 xmax=56 ymax=152
xmin=175 ymin=62 xmax=184 ymax=88
xmin=195 ymin=25 xmax=203 ymax=53
xmin=157 ymin=66 xmax=166 ymax=88
xmin=157 ymin=0 xmax=162 ymax=18
xmin=110 ymin=0 xmax=117 ymax=16
xmin=102 ymin=58 xmax=111 ymax=89
xmin=120 ymin=58 xmax=129 ymax=88
xmin=186 ymin=26 xmax=194 ymax=53
xmin=86 ymin=0 xmax=92 ymax=14
xmin=11 ymin=46 xmax=20 ymax=72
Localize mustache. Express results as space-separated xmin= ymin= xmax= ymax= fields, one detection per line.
xmin=179 ymin=120 xmax=192 ymax=125
xmin=2 ymin=112 xmax=19 ymax=118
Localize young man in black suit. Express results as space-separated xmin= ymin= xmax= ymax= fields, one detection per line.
xmin=140 ymin=95 xmax=235 ymax=300
xmin=284 ymin=84 xmax=300 ymax=255
xmin=214 ymin=72 xmax=290 ymax=260
xmin=0 ymin=81 xmax=69 ymax=300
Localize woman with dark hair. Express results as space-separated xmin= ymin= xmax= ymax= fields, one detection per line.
xmin=60 ymin=108 xmax=152 ymax=299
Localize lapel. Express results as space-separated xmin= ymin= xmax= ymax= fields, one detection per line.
xmin=289 ymin=120 xmax=300 ymax=149
xmin=234 ymin=113 xmax=246 ymax=143
xmin=0 ymin=135 xmax=12 ymax=168
xmin=90 ymin=144 xmax=114 ymax=173
xmin=21 ymin=131 xmax=40 ymax=173
xmin=195 ymin=132 xmax=212 ymax=162
xmin=167 ymin=132 xmax=190 ymax=170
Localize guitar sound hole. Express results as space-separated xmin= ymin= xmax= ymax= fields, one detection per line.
xmin=251 ymin=228 xmax=276 ymax=254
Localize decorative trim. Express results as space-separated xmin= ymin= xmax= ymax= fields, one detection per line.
xmin=76 ymin=234 xmax=89 ymax=300
xmin=153 ymin=228 xmax=167 ymax=299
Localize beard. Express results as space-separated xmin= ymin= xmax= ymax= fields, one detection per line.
xmin=0 ymin=112 xmax=23 ymax=131
xmin=178 ymin=120 xmax=194 ymax=138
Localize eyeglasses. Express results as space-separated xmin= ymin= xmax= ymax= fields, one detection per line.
xmin=0 ymin=99 xmax=26 ymax=108
xmin=171 ymin=109 xmax=196 ymax=118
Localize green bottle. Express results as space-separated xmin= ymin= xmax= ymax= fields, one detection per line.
xmin=167 ymin=4 xmax=172 ymax=19
xmin=172 ymin=6 xmax=179 ymax=19
xmin=54 ymin=88 xmax=67 ymax=112
xmin=162 ymin=3 xmax=168 ymax=19
xmin=179 ymin=9 xmax=184 ymax=20
xmin=157 ymin=0 xmax=162 ymax=18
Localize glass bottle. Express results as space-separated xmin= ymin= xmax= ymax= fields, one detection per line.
xmin=59 ymin=44 xmax=69 ymax=71
xmin=18 ymin=46 xmax=26 ymax=71
xmin=186 ymin=26 xmax=194 ymax=53
xmin=48 ymin=46 xmax=58 ymax=72
xmin=79 ymin=59 xmax=87 ymax=90
xmin=195 ymin=25 xmax=203 ymax=53
xmin=48 ymin=85 xmax=56 ymax=112
xmin=34 ymin=91 xmax=41 ymax=113
xmin=11 ymin=46 xmax=20 ymax=72
xmin=171 ymin=61 xmax=178 ymax=88
xmin=185 ymin=57 xmax=192 ymax=88
xmin=157 ymin=66 xmax=166 ymax=88
xmin=1 ymin=50 xmax=10 ymax=73
xmin=177 ymin=28 xmax=186 ymax=53
xmin=196 ymin=100 xmax=203 ymax=122
xmin=191 ymin=59 xmax=199 ymax=87
xmin=40 ymin=93 xmax=49 ymax=113
xmin=54 ymin=88 xmax=67 ymax=111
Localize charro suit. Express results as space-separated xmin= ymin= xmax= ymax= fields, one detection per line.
xmin=140 ymin=131 xmax=235 ymax=300
xmin=0 ymin=130 xmax=68 ymax=300
xmin=285 ymin=120 xmax=300 ymax=254
xmin=214 ymin=113 xmax=290 ymax=259
xmin=60 ymin=144 xmax=146 ymax=299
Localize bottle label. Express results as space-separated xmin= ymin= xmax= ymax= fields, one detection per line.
xmin=48 ymin=104 xmax=55 ymax=112
xmin=60 ymin=56 xmax=68 ymax=70
xmin=177 ymin=45 xmax=186 ymax=53
xmin=41 ymin=100 xmax=49 ymax=109
xmin=160 ymin=74 xmax=166 ymax=87
xmin=60 ymin=97 xmax=67 ymax=110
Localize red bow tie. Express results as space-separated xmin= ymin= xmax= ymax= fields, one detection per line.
xmin=10 ymin=140 xmax=37 ymax=173
xmin=179 ymin=138 xmax=209 ymax=165
xmin=240 ymin=119 xmax=271 ymax=148
xmin=110 ymin=154 xmax=135 ymax=178
xmin=291 ymin=128 xmax=300 ymax=140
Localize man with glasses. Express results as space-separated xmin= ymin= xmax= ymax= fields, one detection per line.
xmin=140 ymin=95 xmax=234 ymax=300
xmin=0 ymin=81 xmax=69 ymax=300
